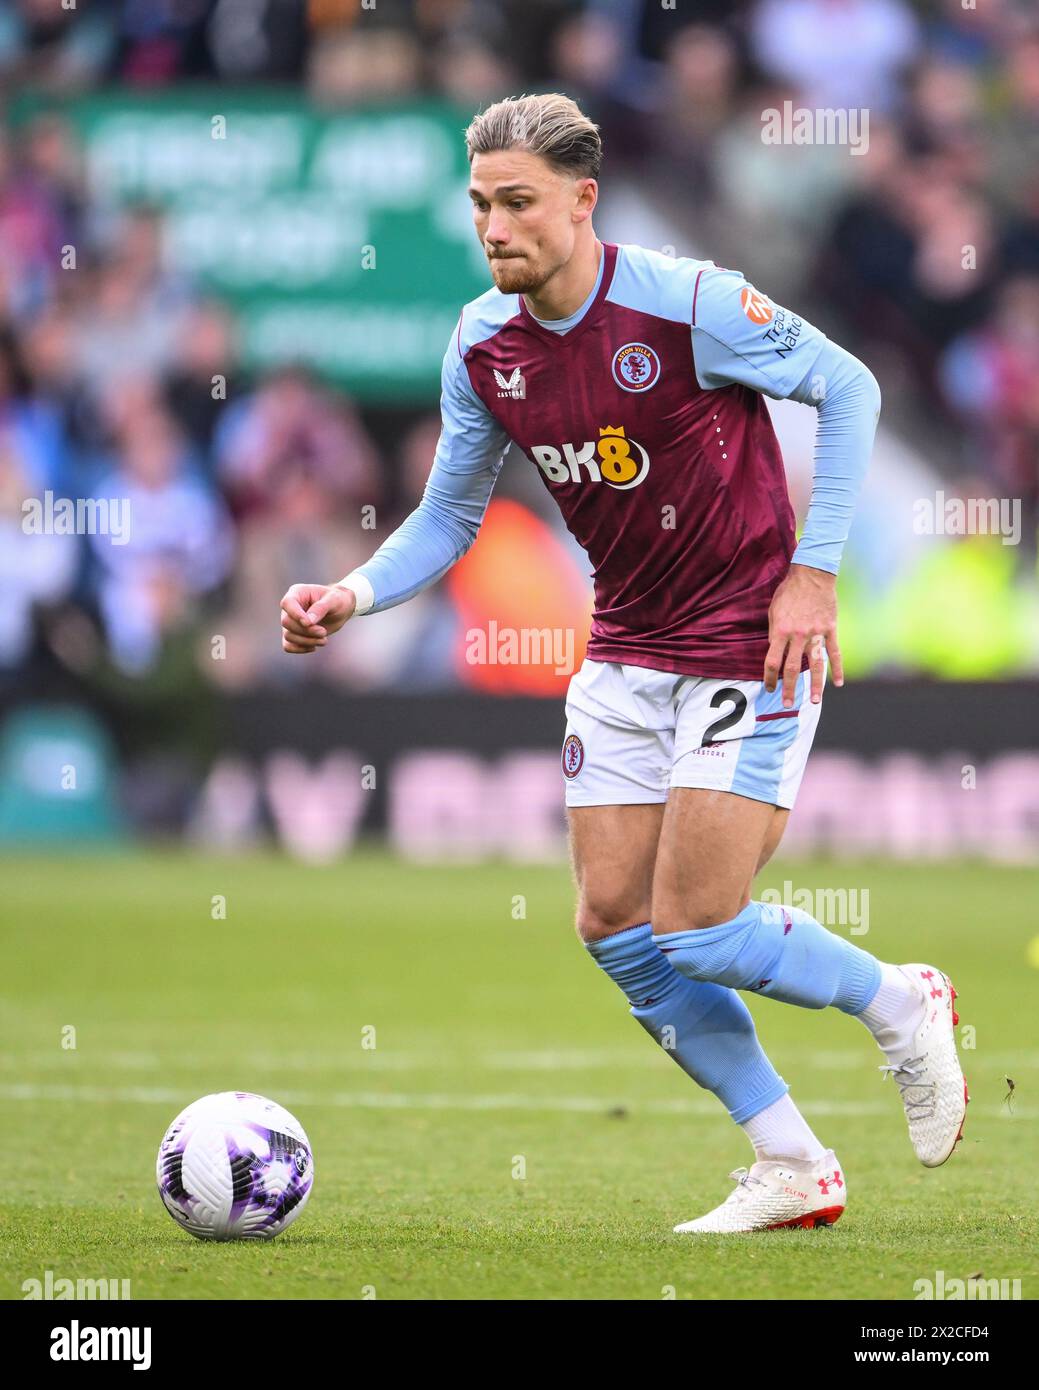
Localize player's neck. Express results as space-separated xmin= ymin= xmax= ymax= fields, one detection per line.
xmin=523 ymin=235 xmax=602 ymax=322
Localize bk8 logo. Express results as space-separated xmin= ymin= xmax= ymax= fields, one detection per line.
xmin=529 ymin=425 xmax=650 ymax=490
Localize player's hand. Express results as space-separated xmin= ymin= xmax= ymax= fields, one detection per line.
xmin=763 ymin=564 xmax=844 ymax=707
xmin=280 ymin=583 xmax=357 ymax=654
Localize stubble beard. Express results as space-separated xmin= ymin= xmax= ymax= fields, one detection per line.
xmin=487 ymin=247 xmax=563 ymax=297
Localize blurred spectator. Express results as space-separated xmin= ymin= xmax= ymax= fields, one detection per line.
xmin=817 ymin=147 xmax=996 ymax=406
xmin=0 ymin=325 xmax=65 ymax=493
xmin=0 ymin=0 xmax=118 ymax=92
xmin=654 ymin=23 xmax=743 ymax=163
xmin=986 ymin=29 xmax=1039 ymax=223
xmin=308 ymin=24 xmax=423 ymax=106
xmin=215 ymin=366 xmax=380 ymax=520
xmin=207 ymin=410 xmax=451 ymax=692
xmin=707 ymin=78 xmax=860 ymax=295
xmin=0 ymin=325 xmax=78 ymax=672
xmin=0 ymin=121 xmax=80 ymax=323
xmin=200 ymin=481 xmax=370 ymax=690
xmin=89 ymin=405 xmax=234 ymax=675
xmin=940 ymin=274 xmax=1039 ymax=572
xmin=434 ymin=32 xmax=517 ymax=110
xmin=0 ymin=447 xmax=79 ymax=675
xmin=70 ymin=206 xmax=196 ymax=404
xmin=20 ymin=305 xmax=109 ymax=483
xmin=164 ymin=299 xmax=239 ymax=459
xmin=924 ymin=0 xmax=1024 ymax=69
xmin=750 ymin=0 xmax=922 ymax=114
xmin=549 ymin=10 xmax=645 ymax=164
xmin=904 ymin=168 xmax=996 ymax=347
xmin=107 ymin=0 xmax=214 ymax=87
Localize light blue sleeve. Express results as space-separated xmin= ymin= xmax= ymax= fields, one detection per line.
xmin=786 ymin=339 xmax=882 ymax=574
xmin=692 ymin=265 xmax=829 ymax=399
xmin=353 ymin=324 xmax=511 ymax=613
xmin=692 ymin=267 xmax=881 ymax=575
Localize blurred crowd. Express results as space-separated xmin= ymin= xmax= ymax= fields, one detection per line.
xmin=1 ymin=0 xmax=1038 ymax=699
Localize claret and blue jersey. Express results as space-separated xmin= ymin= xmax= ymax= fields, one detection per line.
xmin=349 ymin=240 xmax=881 ymax=681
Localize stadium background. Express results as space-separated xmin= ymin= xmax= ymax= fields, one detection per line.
xmin=1 ymin=0 xmax=1038 ymax=1307
xmin=1 ymin=0 xmax=1037 ymax=863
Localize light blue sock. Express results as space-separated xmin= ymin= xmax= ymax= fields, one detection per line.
xmin=585 ymin=923 xmax=788 ymax=1124
xmin=653 ymin=901 xmax=882 ymax=1014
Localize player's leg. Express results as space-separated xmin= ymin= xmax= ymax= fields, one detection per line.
xmin=747 ymin=805 xmax=789 ymax=893
xmin=654 ymin=666 xmax=908 ymax=1016
xmin=751 ymin=805 xmax=957 ymax=1133
xmin=652 ymin=784 xmax=932 ymax=1043
xmin=566 ymin=661 xmax=844 ymax=1233
xmin=569 ymin=802 xmax=661 ymax=943
xmin=563 ymin=662 xmax=790 ymax=1137
xmin=646 ymin=787 xmax=833 ymax=1153
xmin=570 ymin=802 xmax=791 ymax=1133
xmin=653 ymin=666 xmax=967 ymax=1169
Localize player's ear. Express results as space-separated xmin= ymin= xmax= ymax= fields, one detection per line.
xmin=573 ymin=177 xmax=597 ymax=221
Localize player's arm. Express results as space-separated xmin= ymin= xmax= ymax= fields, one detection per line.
xmin=690 ymin=266 xmax=882 ymax=706
xmin=280 ymin=328 xmax=510 ymax=653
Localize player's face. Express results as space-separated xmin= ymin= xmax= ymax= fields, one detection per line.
xmin=468 ymin=150 xmax=594 ymax=296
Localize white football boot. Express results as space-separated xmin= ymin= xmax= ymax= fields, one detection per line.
xmin=673 ymin=1150 xmax=846 ymax=1234
xmin=879 ymin=964 xmax=969 ymax=1168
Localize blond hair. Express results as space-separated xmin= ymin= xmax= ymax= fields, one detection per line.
xmin=465 ymin=93 xmax=602 ymax=179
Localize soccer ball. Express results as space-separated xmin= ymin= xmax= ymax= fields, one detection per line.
xmin=156 ymin=1091 xmax=314 ymax=1241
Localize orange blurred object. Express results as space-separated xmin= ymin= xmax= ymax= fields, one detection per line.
xmin=446 ymin=498 xmax=592 ymax=694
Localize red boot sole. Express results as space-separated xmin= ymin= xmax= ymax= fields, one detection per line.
xmin=766 ymin=1204 xmax=845 ymax=1231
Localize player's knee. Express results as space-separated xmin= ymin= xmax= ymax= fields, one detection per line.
xmin=575 ymin=889 xmax=650 ymax=944
xmin=651 ymin=888 xmax=748 ymax=937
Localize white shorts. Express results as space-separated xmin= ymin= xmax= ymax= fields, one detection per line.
xmin=561 ymin=658 xmax=824 ymax=810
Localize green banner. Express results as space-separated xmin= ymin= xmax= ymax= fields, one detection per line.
xmin=36 ymin=89 xmax=492 ymax=401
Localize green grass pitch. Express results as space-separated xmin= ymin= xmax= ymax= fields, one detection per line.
xmin=2 ymin=849 xmax=1036 ymax=1300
